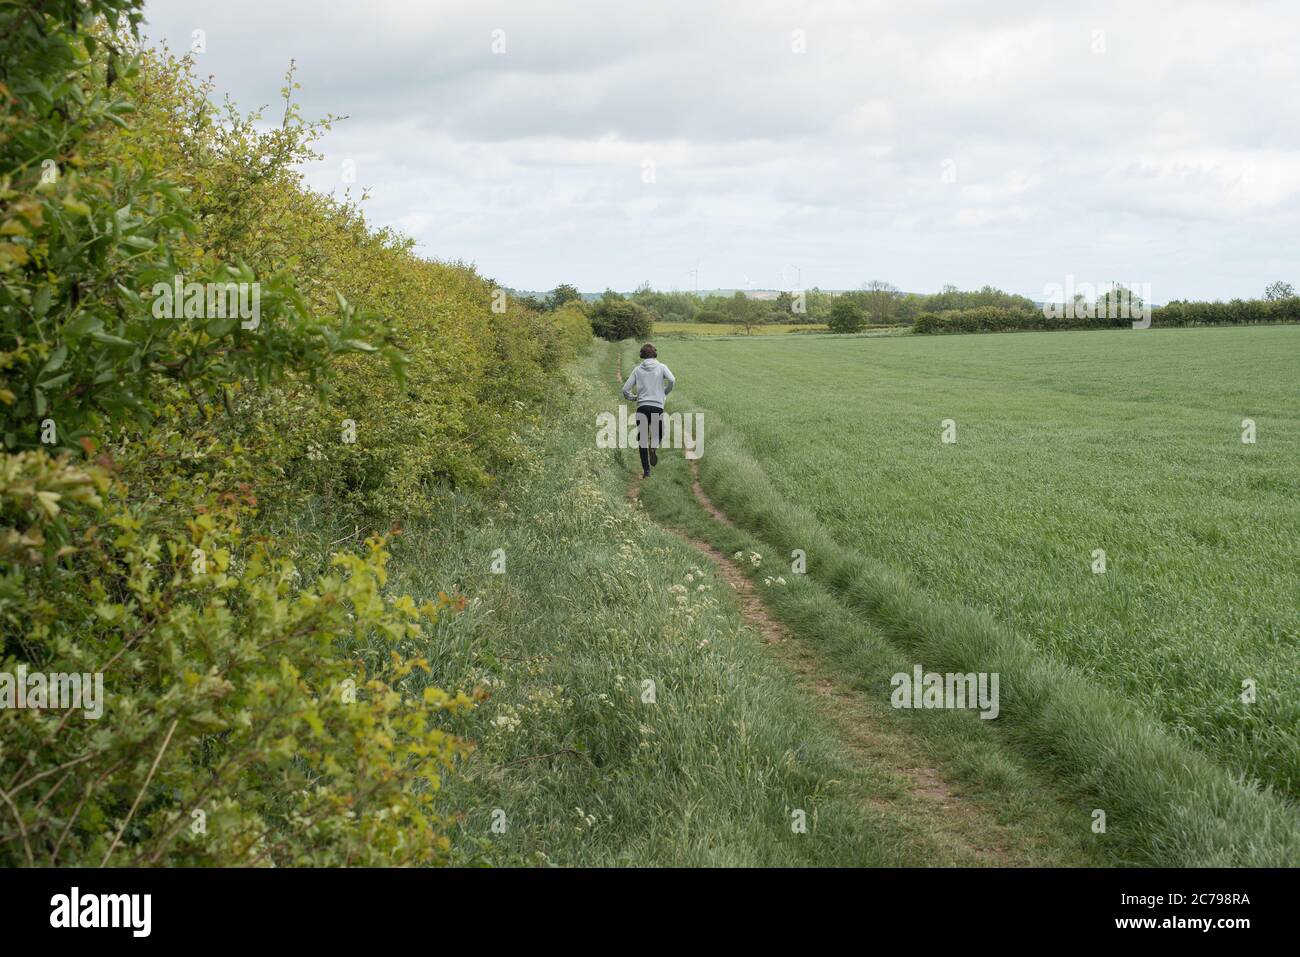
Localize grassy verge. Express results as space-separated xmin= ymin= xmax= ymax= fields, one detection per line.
xmin=616 ymin=339 xmax=1300 ymax=866
xmin=284 ymin=346 xmax=1040 ymax=865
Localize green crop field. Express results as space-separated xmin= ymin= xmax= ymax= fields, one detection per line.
xmin=642 ymin=326 xmax=1300 ymax=805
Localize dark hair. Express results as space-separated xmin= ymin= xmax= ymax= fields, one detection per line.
xmin=639 ymin=343 xmax=657 ymax=359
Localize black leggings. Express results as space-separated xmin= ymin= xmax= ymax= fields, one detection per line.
xmin=635 ymin=406 xmax=663 ymax=472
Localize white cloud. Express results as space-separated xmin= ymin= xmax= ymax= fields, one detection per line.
xmin=144 ymin=0 xmax=1300 ymax=298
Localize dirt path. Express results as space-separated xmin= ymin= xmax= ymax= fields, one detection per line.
xmin=679 ymin=461 xmax=954 ymax=812
xmin=616 ymin=344 xmax=1053 ymax=865
xmin=633 ymin=466 xmax=1041 ymax=864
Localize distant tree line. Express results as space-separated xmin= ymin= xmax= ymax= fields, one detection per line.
xmin=633 ymin=282 xmax=1040 ymax=332
xmin=913 ymin=281 xmax=1300 ymax=335
xmin=519 ymin=279 xmax=1300 ymax=340
xmin=514 ymin=283 xmax=584 ymax=313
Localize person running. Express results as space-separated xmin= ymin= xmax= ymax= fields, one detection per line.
xmin=621 ymin=343 xmax=675 ymax=478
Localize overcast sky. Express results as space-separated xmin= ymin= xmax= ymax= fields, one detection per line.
xmin=143 ymin=1 xmax=1300 ymax=300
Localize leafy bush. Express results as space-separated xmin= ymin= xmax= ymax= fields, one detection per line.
xmin=827 ymin=297 xmax=866 ymax=333
xmin=589 ymin=294 xmax=652 ymax=341
xmin=0 ymin=12 xmax=388 ymax=453
xmin=911 ymin=312 xmax=941 ymax=334
xmin=0 ymin=0 xmax=587 ymax=867
xmin=103 ymin=47 xmax=587 ymax=518
xmin=544 ymin=283 xmax=583 ymax=312
xmin=919 ymin=306 xmax=1044 ymax=334
xmin=1 ymin=449 xmax=476 ymax=866
xmin=550 ymin=302 xmax=594 ymax=356
xmin=914 ymin=297 xmax=1300 ymax=335
xmin=1155 ymin=296 xmax=1300 ymax=327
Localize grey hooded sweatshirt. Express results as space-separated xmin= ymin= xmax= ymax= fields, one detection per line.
xmin=622 ymin=358 xmax=675 ymax=409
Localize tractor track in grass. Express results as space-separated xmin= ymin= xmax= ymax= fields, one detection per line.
xmin=616 ymin=347 xmax=1036 ymax=865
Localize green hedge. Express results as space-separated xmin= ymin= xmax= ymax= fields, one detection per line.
xmin=914 ymin=299 xmax=1300 ymax=335
xmin=0 ymin=0 xmax=586 ymax=867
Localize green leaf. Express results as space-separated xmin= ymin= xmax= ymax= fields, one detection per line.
xmin=62 ymin=315 xmax=103 ymax=340
xmin=42 ymin=343 xmax=68 ymax=375
xmin=206 ymin=317 xmax=237 ymax=338
xmin=38 ymin=371 xmax=73 ymax=390
xmin=89 ymin=331 xmax=134 ymax=347
xmin=32 ymin=285 xmax=53 ymax=320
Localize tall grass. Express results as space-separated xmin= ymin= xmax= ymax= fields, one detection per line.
xmin=285 ymin=350 xmax=1077 ymax=865
xmin=626 ymin=334 xmax=1300 ymax=866
xmin=650 ymin=328 xmax=1300 ymax=796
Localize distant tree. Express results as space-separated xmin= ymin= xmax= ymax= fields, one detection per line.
xmin=894 ymin=292 xmax=925 ymax=324
xmin=516 ymin=294 xmax=545 ymax=312
xmin=928 ymin=284 xmax=1036 ymax=314
xmin=589 ymin=292 xmax=653 ymax=341
xmin=774 ymin=289 xmax=814 ymax=322
xmin=727 ymin=292 xmax=769 ymax=334
xmin=827 ymin=297 xmax=866 ymax=333
xmin=723 ymin=291 xmax=751 ymax=320
xmin=630 ymin=285 xmax=700 ymax=323
xmin=1095 ymin=283 xmax=1146 ymax=319
xmin=862 ymin=280 xmax=900 ymax=324
xmin=1264 ymin=280 xmax=1296 ymax=301
xmin=804 ymin=287 xmax=834 ymax=322
xmin=546 ymin=283 xmax=583 ymax=311
xmin=698 ymin=291 xmax=761 ymax=333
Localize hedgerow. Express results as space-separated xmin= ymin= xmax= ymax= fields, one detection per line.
xmin=913 ymin=298 xmax=1300 ymax=334
xmin=550 ymin=302 xmax=594 ymax=358
xmin=0 ymin=0 xmax=584 ymax=866
xmin=109 ymin=43 xmax=586 ymax=517
xmin=1155 ymin=296 xmax=1300 ymax=326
